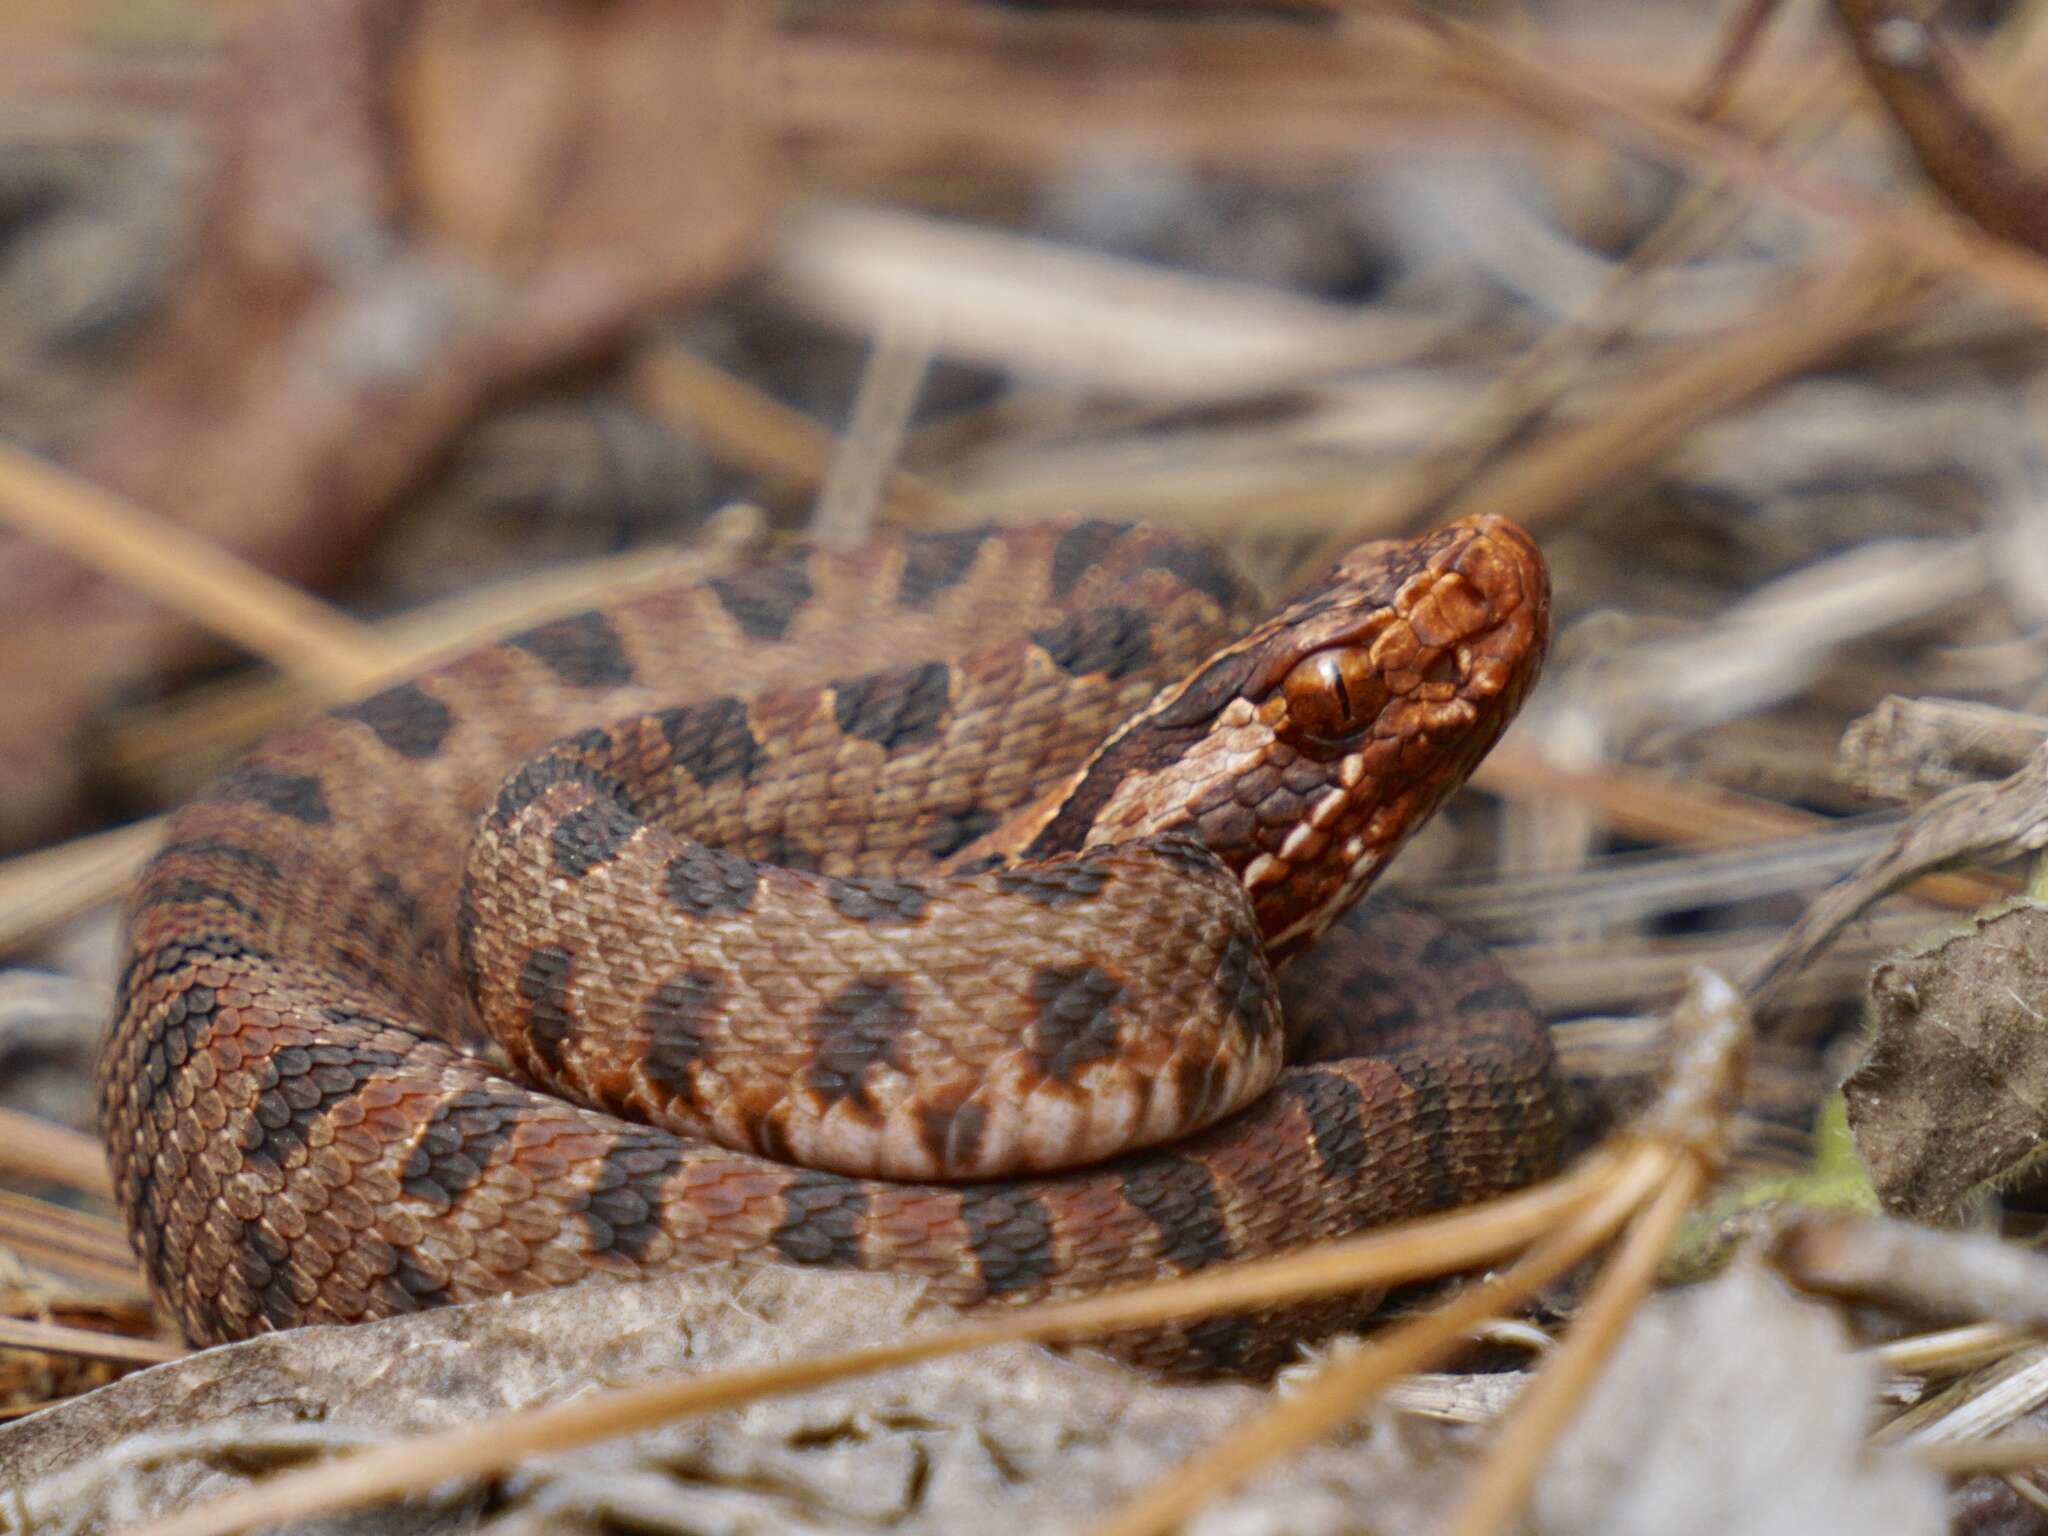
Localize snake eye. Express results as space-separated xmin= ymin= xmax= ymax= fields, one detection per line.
xmin=1276 ymin=646 xmax=1390 ymax=751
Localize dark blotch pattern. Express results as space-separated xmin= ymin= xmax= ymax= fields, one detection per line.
xmin=1459 ymin=982 xmax=1534 ymax=1014
xmin=919 ymin=1099 xmax=988 ymax=1172
xmin=1214 ymin=930 xmax=1277 ymax=1038
xmin=550 ymin=797 xmax=641 ymax=879
xmin=1393 ymin=1058 xmax=1462 ymax=1210
xmin=1145 ymin=833 xmax=1223 ymax=880
xmin=924 ymin=804 xmax=999 ymax=859
xmin=772 ymin=1171 xmax=869 ymax=1266
xmin=1139 ymin=542 xmax=1246 ymax=610
xmin=827 ymin=877 xmax=929 ymax=924
xmin=1050 ymin=521 xmax=1128 ymax=598
xmin=642 ymin=970 xmax=722 ymax=1103
xmin=580 ymin=1133 xmax=677 ymax=1261
xmin=897 ymin=528 xmax=991 ymax=605
xmin=709 ymin=559 xmax=813 ymax=642
xmin=1120 ymin=1155 xmax=1231 ymax=1270
xmin=664 ymin=845 xmax=760 ymax=917
xmin=516 ymin=945 xmax=576 ymax=1076
xmin=1182 ymin=1313 xmax=1261 ymax=1374
xmin=333 ymin=683 xmax=453 ymax=759
xmin=135 ymin=877 xmax=257 ymax=919
xmin=454 ymin=880 xmax=483 ymax=1001
xmin=1280 ymin=1069 xmax=1369 ymax=1183
xmin=994 ymin=859 xmax=1110 ymax=911
xmin=508 ymin=610 xmax=635 ymax=687
xmin=153 ymin=838 xmax=281 ymax=880
xmin=959 ymin=1188 xmax=1057 ymax=1297
xmin=489 ymin=753 xmax=633 ymax=830
xmin=238 ymin=1221 xmax=299 ymax=1330
xmin=1419 ymin=927 xmax=1477 ymax=973
xmin=400 ymin=1085 xmax=525 ymax=1211
xmin=203 ymin=763 xmax=330 ymax=824
xmin=809 ymin=977 xmax=914 ymax=1109
xmin=382 ymin=1250 xmax=452 ymax=1312
xmin=1031 ymin=606 xmax=1154 ymax=681
xmin=656 ymin=696 xmax=761 ymax=787
xmin=1026 ymin=964 xmax=1125 ymax=1081
xmin=242 ymin=1039 xmax=406 ymax=1177
xmin=832 ymin=661 xmax=952 ymax=750
xmin=367 ymin=866 xmax=425 ymax=937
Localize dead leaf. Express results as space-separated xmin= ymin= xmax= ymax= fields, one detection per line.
xmin=1847 ymin=898 xmax=2048 ymax=1222
xmin=1531 ymin=1264 xmax=1943 ymax=1536
xmin=1 ymin=1264 xmax=1475 ymax=1536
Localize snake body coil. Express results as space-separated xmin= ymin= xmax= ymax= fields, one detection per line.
xmin=100 ymin=517 xmax=1563 ymax=1372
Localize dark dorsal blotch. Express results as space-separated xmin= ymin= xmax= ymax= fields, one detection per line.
xmin=663 ymin=845 xmax=760 ymax=917
xmin=924 ymin=803 xmax=1000 ymax=860
xmin=508 ymin=610 xmax=636 ymax=687
xmin=709 ymin=559 xmax=814 ymax=642
xmin=549 ymin=797 xmax=641 ymax=879
xmin=772 ymin=1171 xmax=868 ymax=1267
xmin=1213 ymin=929 xmax=1279 ymax=1039
xmin=656 ymin=696 xmax=761 ymax=787
xmin=134 ymin=877 xmax=258 ymax=920
xmin=832 ymin=661 xmax=952 ymax=750
xmin=958 ymin=1188 xmax=1057 ymax=1297
xmin=400 ymin=1085 xmax=525 ymax=1211
xmin=994 ymin=859 xmax=1111 ymax=911
xmin=1026 ymin=964 xmax=1125 ymax=1081
xmin=334 ymin=682 xmax=455 ymax=760
xmin=808 ymin=976 xmax=915 ymax=1111
xmin=1050 ymin=520 xmax=1130 ymax=599
xmin=152 ymin=838 xmax=282 ymax=881
xmin=897 ymin=528 xmax=993 ymax=606
xmin=1032 ymin=607 xmax=1155 ymax=681
xmin=1279 ymin=1068 xmax=1370 ymax=1184
xmin=580 ymin=1133 xmax=677 ymax=1261
xmin=515 ymin=945 xmax=576 ymax=1076
xmin=1138 ymin=542 xmax=1247 ymax=611
xmin=641 ymin=970 xmax=723 ymax=1103
xmin=203 ymin=762 xmax=331 ymax=825
xmin=827 ymin=877 xmax=929 ymax=924
xmin=1120 ymin=1154 xmax=1232 ymax=1270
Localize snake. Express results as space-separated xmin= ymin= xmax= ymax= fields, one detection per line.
xmin=98 ymin=515 xmax=1565 ymax=1374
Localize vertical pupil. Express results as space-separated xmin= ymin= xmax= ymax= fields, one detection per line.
xmin=1326 ymin=658 xmax=1353 ymax=721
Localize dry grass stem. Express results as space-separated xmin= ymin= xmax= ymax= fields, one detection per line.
xmin=0 ymin=1107 xmax=114 ymax=1198
xmin=0 ymin=1315 xmax=178 ymax=1366
xmin=1875 ymin=1324 xmax=2042 ymax=1379
xmin=0 ymin=1193 xmax=144 ymax=1294
xmin=1473 ymin=744 xmax=2010 ymax=912
xmin=1357 ymin=0 xmax=2048 ymax=325
xmin=1084 ymin=1142 xmax=1680 ymax=1536
xmin=1441 ymin=1152 xmax=1711 ymax=1536
xmin=632 ymin=344 xmax=959 ymax=523
xmin=809 ymin=306 xmax=937 ymax=544
xmin=1919 ymin=1434 xmax=2048 ymax=1476
xmin=0 ymin=444 xmax=396 ymax=696
xmin=0 ymin=817 xmax=161 ymax=957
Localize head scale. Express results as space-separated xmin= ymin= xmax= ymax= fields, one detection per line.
xmin=1028 ymin=515 xmax=1549 ymax=961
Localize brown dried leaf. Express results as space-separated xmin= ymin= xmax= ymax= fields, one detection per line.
xmin=1848 ymin=898 xmax=2048 ymax=1222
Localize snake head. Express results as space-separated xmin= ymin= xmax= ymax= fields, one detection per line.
xmin=1031 ymin=515 xmax=1549 ymax=960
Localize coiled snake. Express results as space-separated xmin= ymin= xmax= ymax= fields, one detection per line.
xmin=99 ymin=516 xmax=1564 ymax=1373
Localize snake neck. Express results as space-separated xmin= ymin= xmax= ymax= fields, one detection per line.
xmin=993 ymin=515 xmax=1549 ymax=959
